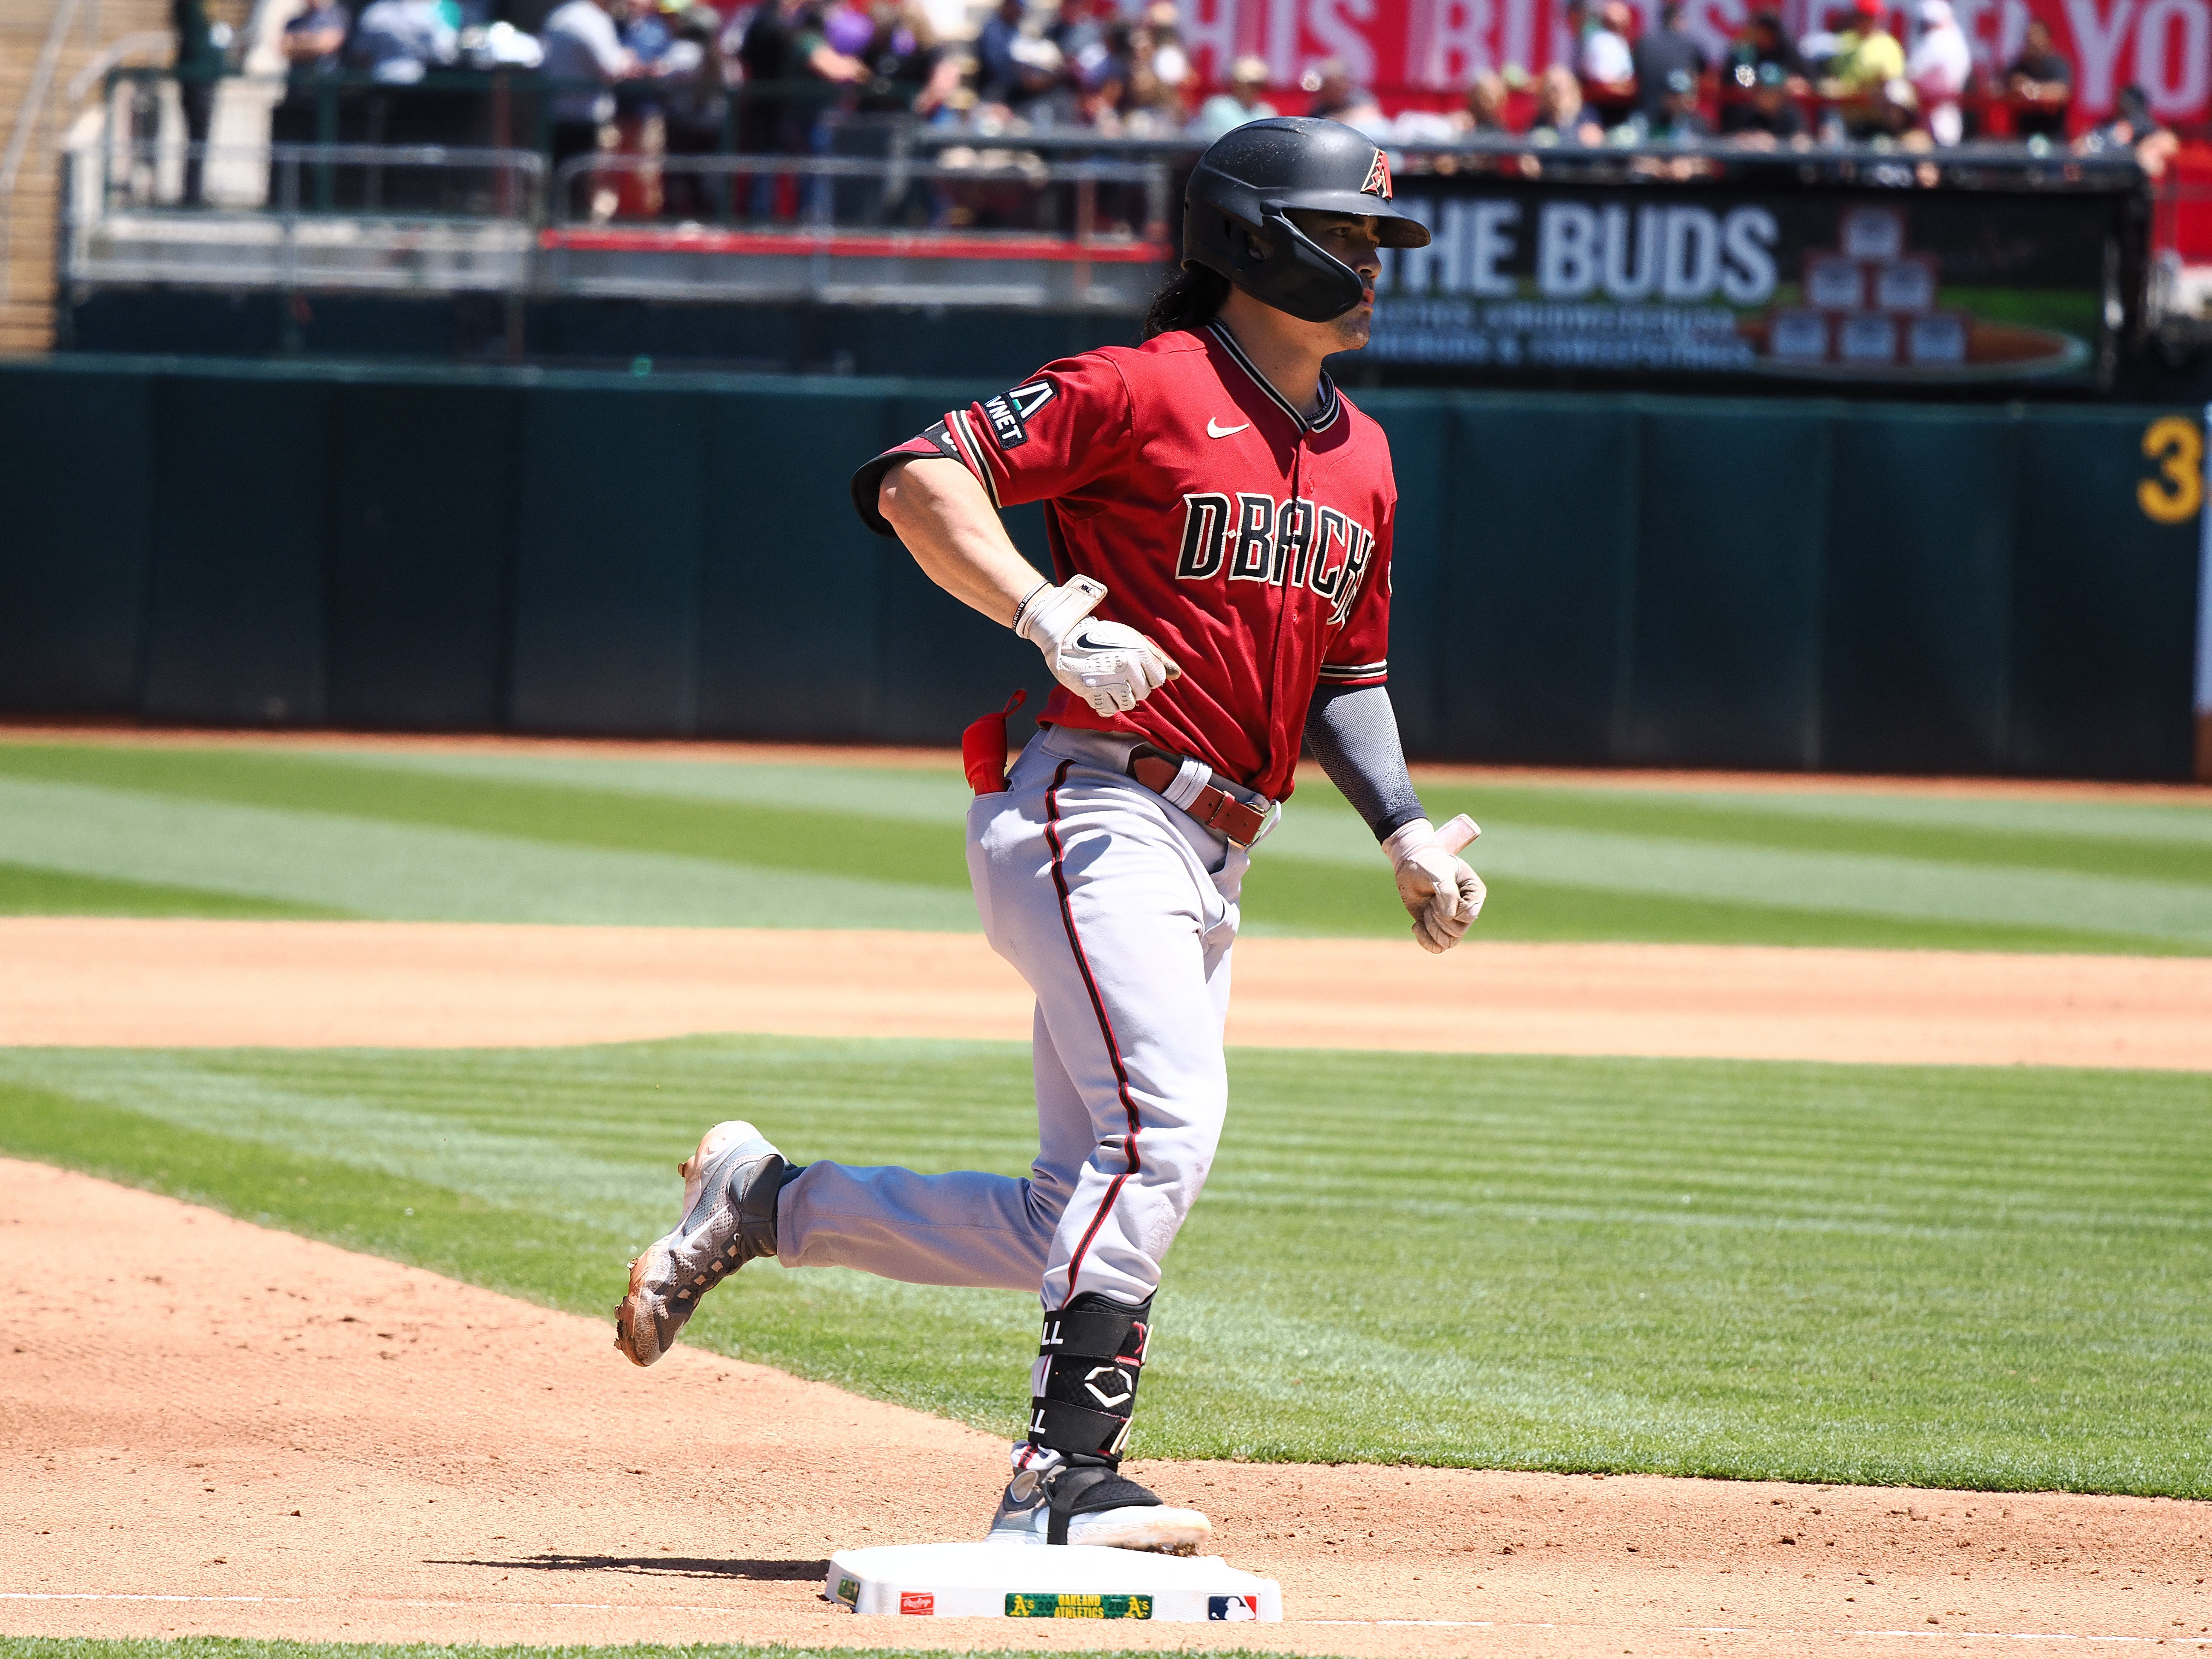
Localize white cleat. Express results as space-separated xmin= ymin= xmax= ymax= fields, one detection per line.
xmin=614 ymin=1120 xmax=787 ymax=1367
xmin=985 ymin=1462 xmax=1213 ymax=1555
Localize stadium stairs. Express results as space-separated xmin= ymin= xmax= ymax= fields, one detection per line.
xmin=1 ymin=0 xmax=176 ymax=352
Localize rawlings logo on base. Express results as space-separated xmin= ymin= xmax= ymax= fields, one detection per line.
xmin=899 ymin=1591 xmax=935 ymax=1614
xmin=1360 ymin=148 xmax=1392 ymax=199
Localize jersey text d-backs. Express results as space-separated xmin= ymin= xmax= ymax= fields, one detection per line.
xmin=853 ymin=322 xmax=1395 ymax=803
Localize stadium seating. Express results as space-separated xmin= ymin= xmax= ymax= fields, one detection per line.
xmin=0 ymin=0 xmax=172 ymax=352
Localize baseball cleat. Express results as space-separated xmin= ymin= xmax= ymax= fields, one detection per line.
xmin=614 ymin=1120 xmax=787 ymax=1368
xmin=985 ymin=1462 xmax=1212 ymax=1554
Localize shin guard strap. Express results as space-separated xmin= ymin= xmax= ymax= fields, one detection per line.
xmin=1045 ymin=1464 xmax=1112 ymax=1546
xmin=1043 ymin=1301 xmax=1150 ymax=1362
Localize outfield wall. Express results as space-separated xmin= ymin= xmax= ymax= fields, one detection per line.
xmin=0 ymin=354 xmax=2199 ymax=779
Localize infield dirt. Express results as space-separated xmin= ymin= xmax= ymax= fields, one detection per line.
xmin=6 ymin=1158 xmax=2209 ymax=1659
xmin=8 ymin=735 xmax=2211 ymax=1655
xmin=6 ymin=917 xmax=2212 ymax=1068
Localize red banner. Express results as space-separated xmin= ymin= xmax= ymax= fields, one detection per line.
xmin=1172 ymin=0 xmax=2210 ymax=123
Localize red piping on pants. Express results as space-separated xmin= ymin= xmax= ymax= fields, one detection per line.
xmin=1042 ymin=757 xmax=1143 ymax=1311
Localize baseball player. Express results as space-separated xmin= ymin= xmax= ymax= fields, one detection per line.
xmin=615 ymin=117 xmax=1484 ymax=1554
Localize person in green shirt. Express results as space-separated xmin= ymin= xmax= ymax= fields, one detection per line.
xmin=171 ymin=0 xmax=226 ymax=205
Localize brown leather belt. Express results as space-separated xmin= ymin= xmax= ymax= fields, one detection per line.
xmin=1126 ymin=744 xmax=1278 ymax=847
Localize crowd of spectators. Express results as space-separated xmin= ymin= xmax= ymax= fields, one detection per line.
xmin=200 ymin=0 xmax=2186 ymax=218
xmin=1358 ymin=0 xmax=2174 ymax=167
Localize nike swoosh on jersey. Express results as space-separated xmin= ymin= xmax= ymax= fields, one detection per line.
xmin=1206 ymin=418 xmax=1249 ymax=438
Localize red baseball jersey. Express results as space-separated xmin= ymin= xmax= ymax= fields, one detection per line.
xmin=854 ymin=321 xmax=1396 ymax=803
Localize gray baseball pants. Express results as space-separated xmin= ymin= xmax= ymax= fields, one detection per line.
xmin=774 ymin=723 xmax=1248 ymax=1312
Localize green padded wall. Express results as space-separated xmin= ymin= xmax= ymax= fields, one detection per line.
xmin=326 ymin=379 xmax=521 ymax=730
xmin=142 ymin=373 xmax=333 ymax=725
xmin=0 ymin=362 xmax=152 ymax=713
xmin=1822 ymin=408 xmax=2019 ymax=775
xmin=0 ymin=355 xmax=2196 ymax=779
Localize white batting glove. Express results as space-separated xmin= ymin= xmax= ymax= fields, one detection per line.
xmin=1381 ymin=814 xmax=1485 ymax=955
xmin=1014 ymin=576 xmax=1180 ymax=717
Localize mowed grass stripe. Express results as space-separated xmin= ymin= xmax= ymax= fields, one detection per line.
xmin=0 ymin=739 xmax=2205 ymax=951
xmin=1672 ymin=786 xmax=2212 ymax=845
xmin=1413 ymin=784 xmax=2212 ymax=885
xmin=285 ymin=745 xmax=2212 ymax=885
xmin=1239 ymin=859 xmax=2194 ymax=954
xmin=323 ymin=742 xmax=2212 ymax=864
xmin=0 ymin=745 xmax=972 ymax=890
xmin=310 ymin=745 xmax=981 ymax=826
xmin=0 ymin=860 xmax=341 ymax=920
xmin=0 ymin=777 xmax=978 ymax=930
xmin=1258 ymin=811 xmax=2212 ymax=948
xmin=3 ymin=1038 xmax=2205 ymax=1496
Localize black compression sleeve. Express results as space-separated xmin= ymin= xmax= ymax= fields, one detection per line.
xmin=1303 ymin=684 xmax=1426 ymax=842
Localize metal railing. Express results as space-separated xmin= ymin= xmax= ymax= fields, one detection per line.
xmin=58 ymin=133 xmax=1175 ymax=309
xmin=64 ymin=31 xmax=176 ymax=109
xmin=548 ymin=148 xmax=1172 ymax=233
xmin=540 ymin=149 xmax=1173 ymax=307
xmin=61 ymin=137 xmax=543 ymax=296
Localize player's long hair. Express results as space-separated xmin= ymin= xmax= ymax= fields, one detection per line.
xmin=1141 ymin=263 xmax=1232 ymax=341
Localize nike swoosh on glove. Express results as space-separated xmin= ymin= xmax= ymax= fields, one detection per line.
xmin=1380 ymin=815 xmax=1486 ymax=954
xmin=1015 ymin=575 xmax=1181 ymax=716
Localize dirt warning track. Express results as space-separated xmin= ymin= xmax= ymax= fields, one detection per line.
xmin=2 ymin=917 xmax=2209 ymax=1068
xmin=5 ymin=1158 xmax=2208 ymax=1659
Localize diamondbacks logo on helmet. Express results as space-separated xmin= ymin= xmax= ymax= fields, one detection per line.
xmin=1360 ymin=148 xmax=1392 ymax=200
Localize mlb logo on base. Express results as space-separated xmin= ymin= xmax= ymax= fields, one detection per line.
xmin=1209 ymin=1595 xmax=1261 ymax=1620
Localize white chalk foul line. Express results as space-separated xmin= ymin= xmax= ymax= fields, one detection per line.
xmin=0 ymin=1594 xmax=304 ymax=1604
xmin=4 ymin=1591 xmax=2186 ymax=1644
xmin=0 ymin=1592 xmax=748 ymax=1616
xmin=1306 ymin=1618 xmax=2174 ymax=1647
xmin=1860 ymin=1633 xmax=2165 ymax=1645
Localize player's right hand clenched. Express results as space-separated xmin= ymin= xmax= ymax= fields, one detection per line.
xmin=1015 ymin=576 xmax=1182 ymax=717
xmin=1382 ymin=814 xmax=1485 ymax=954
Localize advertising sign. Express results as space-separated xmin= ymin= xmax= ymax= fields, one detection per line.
xmin=1173 ymin=0 xmax=2210 ymax=127
xmin=1364 ymin=177 xmax=2127 ymax=384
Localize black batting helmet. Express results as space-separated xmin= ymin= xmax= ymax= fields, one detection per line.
xmin=1182 ymin=117 xmax=1431 ymax=324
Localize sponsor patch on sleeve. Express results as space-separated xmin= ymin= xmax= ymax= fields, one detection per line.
xmin=981 ymin=380 xmax=1056 ymax=449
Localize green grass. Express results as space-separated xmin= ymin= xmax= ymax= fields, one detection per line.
xmin=5 ymin=1036 xmax=2206 ymax=1498
xmin=0 ymin=860 xmax=340 ymax=919
xmin=1242 ymin=861 xmax=2202 ymax=953
xmin=0 ymin=738 xmax=2207 ymax=951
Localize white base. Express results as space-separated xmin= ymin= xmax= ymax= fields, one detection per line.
xmin=824 ymin=1540 xmax=1281 ymax=1622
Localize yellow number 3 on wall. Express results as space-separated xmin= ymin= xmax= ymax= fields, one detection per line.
xmin=2138 ymin=415 xmax=2203 ymax=524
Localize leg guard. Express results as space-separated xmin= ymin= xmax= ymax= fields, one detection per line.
xmin=990 ymin=1294 xmax=1208 ymax=1553
xmin=1027 ymin=1291 xmax=1152 ymax=1463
